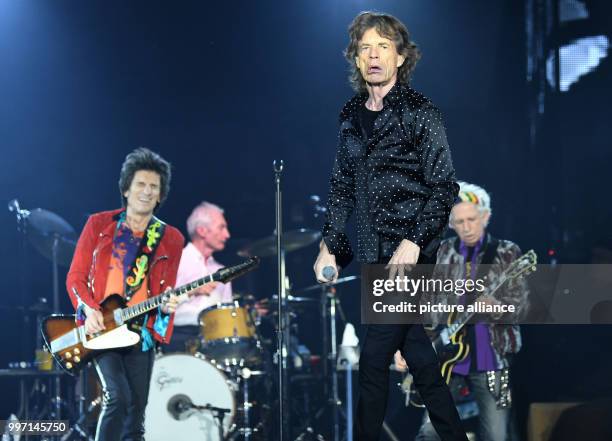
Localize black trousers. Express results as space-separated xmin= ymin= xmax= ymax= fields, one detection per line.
xmin=162 ymin=325 xmax=199 ymax=353
xmin=93 ymin=345 xmax=155 ymax=441
xmin=356 ymin=250 xmax=468 ymax=441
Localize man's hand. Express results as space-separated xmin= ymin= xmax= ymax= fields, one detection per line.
xmin=254 ymin=299 xmax=269 ymax=316
xmin=84 ymin=308 xmax=105 ymax=336
xmin=191 ymin=282 xmax=219 ymax=297
xmin=476 ymin=296 xmax=504 ymax=320
xmin=386 ymin=239 xmax=420 ymax=281
xmin=162 ymin=290 xmax=180 ymax=314
xmin=314 ymin=240 xmax=339 ymax=283
xmin=394 ymin=350 xmax=408 ymax=372
xmin=478 ymin=296 xmax=501 ymax=307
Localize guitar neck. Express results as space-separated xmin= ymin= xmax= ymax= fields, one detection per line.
xmin=441 ymin=274 xmax=508 ymax=341
xmin=435 ymin=250 xmax=536 ymax=344
xmin=120 ymin=273 xmax=216 ymax=322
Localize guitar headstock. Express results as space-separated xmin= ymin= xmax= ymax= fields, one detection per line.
xmin=505 ymin=249 xmax=537 ymax=280
xmin=214 ymin=256 xmax=261 ymax=284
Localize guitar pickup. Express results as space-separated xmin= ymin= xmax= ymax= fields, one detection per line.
xmin=439 ymin=329 xmax=451 ymax=346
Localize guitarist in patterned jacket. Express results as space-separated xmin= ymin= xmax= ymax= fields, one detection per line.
xmin=395 ymin=181 xmax=530 ymax=441
xmin=66 ymin=147 xmax=185 ymax=441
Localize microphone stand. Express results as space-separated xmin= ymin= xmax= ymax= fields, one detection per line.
xmin=196 ymin=403 xmax=230 ymax=441
xmin=273 ymin=160 xmax=290 ymax=441
xmin=7 ymin=199 xmax=31 ymax=363
xmin=179 ymin=401 xmax=231 ymax=440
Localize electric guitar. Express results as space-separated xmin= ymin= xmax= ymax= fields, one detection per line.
xmin=401 ymin=250 xmax=537 ymax=407
xmin=41 ymin=257 xmax=260 ymax=374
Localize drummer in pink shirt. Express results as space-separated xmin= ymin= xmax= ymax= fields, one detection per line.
xmin=164 ymin=201 xmax=233 ymax=352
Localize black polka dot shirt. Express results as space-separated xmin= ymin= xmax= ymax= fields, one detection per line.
xmin=322 ymin=82 xmax=459 ymax=267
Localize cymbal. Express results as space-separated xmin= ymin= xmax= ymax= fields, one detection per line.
xmin=297 ymin=275 xmax=360 ymax=294
xmin=238 ymin=228 xmax=321 ymax=258
xmin=269 ymin=295 xmax=318 ymax=306
xmin=27 ymin=208 xmax=77 ymax=267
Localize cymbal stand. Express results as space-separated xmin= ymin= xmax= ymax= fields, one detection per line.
xmin=327 ymin=285 xmax=343 ymax=441
xmin=50 ymin=234 xmax=63 ymax=424
xmin=234 ymin=370 xmax=258 ymax=440
xmin=8 ymin=199 xmax=32 ymax=361
xmin=60 ymin=364 xmax=98 ymax=441
xmin=314 ymin=285 xmax=347 ymax=441
xmin=273 ymin=160 xmax=290 ymax=441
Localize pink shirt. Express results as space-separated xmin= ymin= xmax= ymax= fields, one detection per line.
xmin=173 ymin=242 xmax=233 ymax=326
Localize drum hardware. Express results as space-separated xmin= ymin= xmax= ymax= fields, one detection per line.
xmin=323 ymin=284 xmax=346 ymax=441
xmin=198 ymin=301 xmax=264 ymax=372
xmin=235 ymin=370 xmax=254 ymax=440
xmin=16 ymin=206 xmax=78 ymax=270
xmin=146 ymin=354 xmax=236 ymax=441
xmin=269 ymin=295 xmax=318 ymax=307
xmin=60 ymin=397 xmax=100 ymax=441
xmin=237 ymin=229 xmax=321 ymax=258
xmin=296 ymin=275 xmax=360 ymax=294
xmin=58 ymin=363 xmax=101 ymax=441
xmin=8 ymin=200 xmax=78 ymax=426
xmin=308 ymin=194 xmax=327 ymax=220
xmin=168 ymin=394 xmax=231 ymax=441
xmin=338 ymin=336 xmax=360 ymax=441
xmin=297 ymin=283 xmax=349 ymax=441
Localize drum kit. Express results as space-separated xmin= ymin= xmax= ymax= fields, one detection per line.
xmin=6 ymin=199 xmax=361 ymax=440
xmin=147 ymin=298 xmax=267 ymax=441
xmin=145 ymin=227 xmax=359 ymax=441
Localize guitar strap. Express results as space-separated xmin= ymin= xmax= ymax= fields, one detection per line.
xmin=461 ymin=235 xmax=499 ymax=310
xmin=475 ymin=235 xmax=499 ymax=279
xmin=115 ymin=211 xmax=167 ymax=303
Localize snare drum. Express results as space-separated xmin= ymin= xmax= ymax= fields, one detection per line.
xmin=198 ymin=300 xmax=263 ymax=369
xmin=145 ymin=354 xmax=236 ymax=441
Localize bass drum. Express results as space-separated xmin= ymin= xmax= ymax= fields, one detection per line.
xmin=145 ymin=353 xmax=236 ymax=441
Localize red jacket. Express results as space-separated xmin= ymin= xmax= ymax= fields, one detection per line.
xmin=66 ymin=208 xmax=185 ymax=343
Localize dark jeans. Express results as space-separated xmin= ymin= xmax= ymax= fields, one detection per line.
xmin=93 ymin=345 xmax=155 ymax=441
xmin=356 ymin=250 xmax=468 ymax=441
xmin=416 ymin=372 xmax=510 ymax=441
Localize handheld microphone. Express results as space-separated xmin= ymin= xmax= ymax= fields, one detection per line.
xmin=322 ymin=266 xmax=336 ymax=281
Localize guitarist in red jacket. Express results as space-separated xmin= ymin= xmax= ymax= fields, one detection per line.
xmin=395 ymin=181 xmax=530 ymax=441
xmin=66 ymin=147 xmax=185 ymax=441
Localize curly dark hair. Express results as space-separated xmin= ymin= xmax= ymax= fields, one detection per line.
xmin=345 ymin=11 xmax=421 ymax=93
xmin=118 ymin=147 xmax=172 ymax=210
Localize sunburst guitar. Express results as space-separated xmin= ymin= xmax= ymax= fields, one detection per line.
xmin=41 ymin=257 xmax=260 ymax=374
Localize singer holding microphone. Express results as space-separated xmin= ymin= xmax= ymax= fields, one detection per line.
xmin=313 ymin=12 xmax=467 ymax=441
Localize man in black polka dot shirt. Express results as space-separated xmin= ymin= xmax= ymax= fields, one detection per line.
xmin=314 ymin=11 xmax=466 ymax=441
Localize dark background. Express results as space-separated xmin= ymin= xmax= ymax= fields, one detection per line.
xmin=0 ymin=0 xmax=610 ymax=438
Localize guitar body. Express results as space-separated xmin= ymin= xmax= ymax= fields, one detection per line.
xmin=402 ymin=249 xmax=537 ymax=407
xmin=41 ymin=257 xmax=261 ymax=375
xmin=408 ymin=323 xmax=470 ymax=407
xmin=41 ymin=295 xmax=141 ymax=374
xmin=438 ymin=333 xmax=469 ymax=384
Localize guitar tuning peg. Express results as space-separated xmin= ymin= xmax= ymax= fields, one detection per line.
xmin=66 ymin=362 xmax=73 ymax=370
xmin=65 ymin=352 xmax=72 ymax=359
xmin=74 ymin=348 xmax=80 ymax=355
xmin=74 ymin=356 xmax=81 ymax=363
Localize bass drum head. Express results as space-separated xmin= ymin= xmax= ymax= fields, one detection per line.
xmin=145 ymin=353 xmax=235 ymax=441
